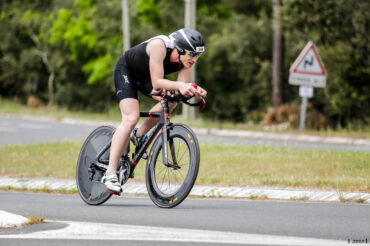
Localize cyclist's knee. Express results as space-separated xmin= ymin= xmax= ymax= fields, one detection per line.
xmin=123 ymin=114 xmax=139 ymax=129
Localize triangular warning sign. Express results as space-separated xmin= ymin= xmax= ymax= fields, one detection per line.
xmin=290 ymin=41 xmax=326 ymax=76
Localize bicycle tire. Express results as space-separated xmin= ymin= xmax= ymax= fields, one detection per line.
xmin=145 ymin=124 xmax=200 ymax=208
xmin=76 ymin=125 xmax=114 ymax=205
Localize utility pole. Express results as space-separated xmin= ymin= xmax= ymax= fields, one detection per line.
xmin=272 ymin=0 xmax=283 ymax=109
xmin=183 ymin=0 xmax=196 ymax=119
xmin=122 ymin=0 xmax=130 ymax=52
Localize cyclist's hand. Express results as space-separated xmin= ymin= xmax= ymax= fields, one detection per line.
xmin=196 ymin=85 xmax=207 ymax=99
xmin=178 ymin=82 xmax=198 ymax=97
xmin=150 ymin=89 xmax=164 ymax=101
xmin=191 ymin=83 xmax=207 ymax=99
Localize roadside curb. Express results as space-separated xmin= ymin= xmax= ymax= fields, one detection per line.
xmin=192 ymin=128 xmax=370 ymax=146
xmin=0 ymin=177 xmax=369 ymax=204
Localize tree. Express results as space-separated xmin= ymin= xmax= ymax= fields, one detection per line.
xmin=282 ymin=0 xmax=370 ymax=127
xmin=0 ymin=1 xmax=57 ymax=103
xmin=3 ymin=0 xmax=367 ymax=128
xmin=198 ymin=12 xmax=272 ymax=122
xmin=22 ymin=10 xmax=56 ymax=105
xmin=272 ymin=0 xmax=283 ymax=109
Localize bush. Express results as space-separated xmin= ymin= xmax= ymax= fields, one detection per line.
xmin=261 ymin=103 xmax=327 ymax=130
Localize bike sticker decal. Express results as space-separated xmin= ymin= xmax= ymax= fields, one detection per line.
xmin=187 ymin=134 xmax=191 ymax=139
xmin=169 ymin=197 xmax=178 ymax=204
xmin=148 ymin=151 xmax=154 ymax=165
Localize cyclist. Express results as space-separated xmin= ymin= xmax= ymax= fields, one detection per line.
xmin=103 ymin=28 xmax=207 ymax=193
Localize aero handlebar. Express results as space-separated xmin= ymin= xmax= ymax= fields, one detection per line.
xmin=150 ymin=87 xmax=206 ymax=113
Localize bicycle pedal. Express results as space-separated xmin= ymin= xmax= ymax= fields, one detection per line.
xmin=119 ymin=169 xmax=128 ymax=186
xmin=108 ymin=189 xmax=121 ymax=195
xmin=142 ymin=151 xmax=149 ymax=160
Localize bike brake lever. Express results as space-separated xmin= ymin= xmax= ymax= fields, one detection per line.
xmin=182 ymin=97 xmax=206 ymax=113
xmin=149 ymin=89 xmax=161 ymax=96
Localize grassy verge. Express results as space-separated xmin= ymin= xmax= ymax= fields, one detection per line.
xmin=0 ymin=185 xmax=78 ymax=194
xmin=0 ymin=141 xmax=368 ymax=192
xmin=1 ymin=97 xmax=369 ymax=139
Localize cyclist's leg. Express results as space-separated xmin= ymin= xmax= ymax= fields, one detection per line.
xmin=106 ymin=98 xmax=139 ymax=176
xmin=136 ymin=101 xmax=177 ymax=137
xmin=105 ymin=66 xmax=139 ymax=192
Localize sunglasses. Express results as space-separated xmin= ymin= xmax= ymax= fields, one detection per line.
xmin=185 ymin=50 xmax=202 ymax=59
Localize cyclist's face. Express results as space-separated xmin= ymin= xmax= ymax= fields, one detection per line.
xmin=180 ymin=53 xmax=199 ymax=68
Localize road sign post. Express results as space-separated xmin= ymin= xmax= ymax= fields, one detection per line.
xmin=299 ymin=85 xmax=313 ymax=131
xmin=299 ymin=96 xmax=308 ymax=131
xmin=298 ymin=85 xmax=313 ymax=130
xmin=289 ymin=41 xmax=326 ymax=131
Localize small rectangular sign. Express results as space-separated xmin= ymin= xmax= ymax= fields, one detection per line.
xmin=299 ymin=86 xmax=314 ymax=98
xmin=289 ymin=73 xmax=326 ymax=88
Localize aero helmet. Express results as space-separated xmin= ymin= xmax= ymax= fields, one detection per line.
xmin=169 ymin=28 xmax=205 ymax=54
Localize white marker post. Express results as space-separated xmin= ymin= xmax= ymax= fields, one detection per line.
xmin=289 ymin=41 xmax=327 ymax=131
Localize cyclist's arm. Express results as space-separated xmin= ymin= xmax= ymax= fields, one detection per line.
xmin=148 ymin=40 xmax=179 ymax=90
xmin=177 ymin=67 xmax=192 ymax=83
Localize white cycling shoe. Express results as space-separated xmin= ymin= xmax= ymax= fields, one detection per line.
xmin=102 ymin=174 xmax=122 ymax=194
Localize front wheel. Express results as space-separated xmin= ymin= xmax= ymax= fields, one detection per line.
xmin=146 ymin=124 xmax=200 ymax=208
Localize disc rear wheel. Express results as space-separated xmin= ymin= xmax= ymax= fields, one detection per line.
xmin=76 ymin=126 xmax=114 ymax=205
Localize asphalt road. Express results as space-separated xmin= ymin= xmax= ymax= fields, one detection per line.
xmin=0 ymin=115 xmax=96 ymax=146
xmin=0 ymin=192 xmax=368 ymax=245
xmin=1 ymin=115 xmax=369 ymax=151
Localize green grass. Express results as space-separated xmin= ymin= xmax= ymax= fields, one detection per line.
xmin=198 ymin=144 xmax=369 ymax=192
xmin=0 ymin=142 xmax=79 ymax=178
xmin=1 ymin=97 xmax=370 ymax=139
xmin=26 ymin=215 xmax=45 ymax=225
xmin=0 ymin=142 xmax=368 ymax=192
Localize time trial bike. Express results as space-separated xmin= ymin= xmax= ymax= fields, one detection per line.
xmin=76 ymin=89 xmax=205 ymax=208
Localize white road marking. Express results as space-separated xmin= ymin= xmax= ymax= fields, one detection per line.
xmin=0 ymin=210 xmax=28 ymax=228
xmin=0 ymin=220 xmax=346 ymax=245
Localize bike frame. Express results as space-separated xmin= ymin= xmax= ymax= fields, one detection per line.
xmin=133 ymin=100 xmax=172 ymax=166
xmin=93 ymin=99 xmax=173 ymax=171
